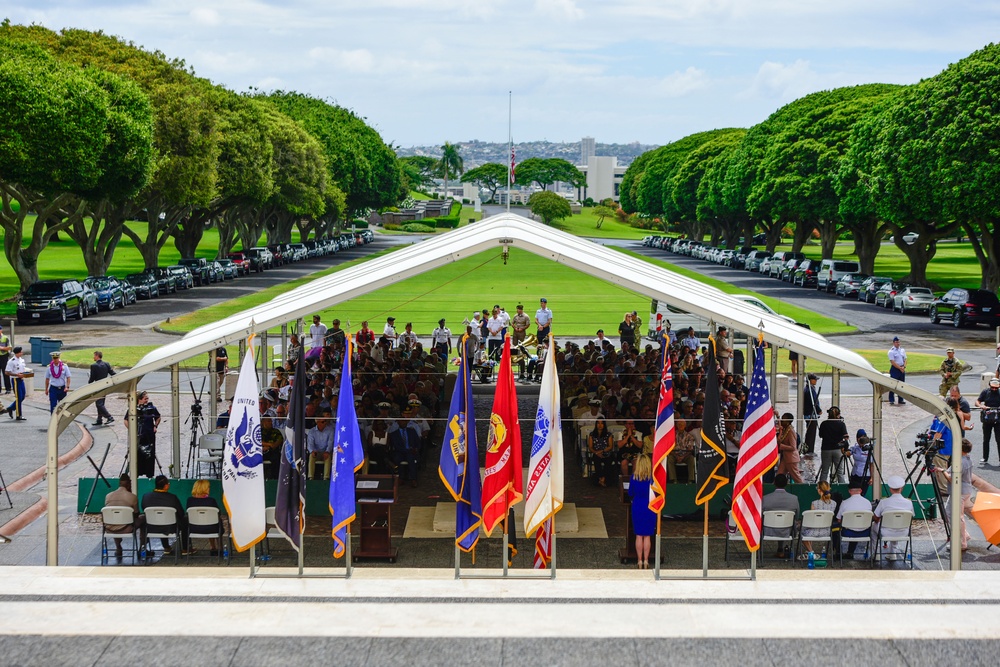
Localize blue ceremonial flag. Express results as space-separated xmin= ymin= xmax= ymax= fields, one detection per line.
xmin=330 ymin=335 xmax=365 ymax=558
xmin=438 ymin=334 xmax=482 ymax=552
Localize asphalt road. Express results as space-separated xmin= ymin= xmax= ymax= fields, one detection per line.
xmin=621 ymin=240 xmax=1000 ymax=350
xmin=9 ymin=234 xmax=413 ymax=351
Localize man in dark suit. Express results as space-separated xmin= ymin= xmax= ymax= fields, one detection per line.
xmin=389 ymin=416 xmax=421 ymax=487
xmin=89 ymin=350 xmax=116 ymax=426
xmin=140 ymin=475 xmax=189 ymax=555
xmin=802 ymin=373 xmax=821 ymax=456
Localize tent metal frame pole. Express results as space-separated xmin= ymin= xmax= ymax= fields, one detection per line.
xmin=796 ymin=357 xmax=805 ymax=439
xmin=209 ymin=349 xmax=218 ymax=434
xmin=128 ymin=384 xmax=138 ymax=488
xmin=872 ymin=385 xmax=884 ymax=501
xmin=171 ymin=364 xmax=181 ymax=477
xmin=832 ymin=367 xmax=841 ymax=409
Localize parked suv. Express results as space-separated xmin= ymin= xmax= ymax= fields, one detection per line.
xmin=769 ymin=251 xmax=805 ymax=278
xmin=178 ymin=258 xmax=211 ymax=286
xmin=930 ymin=288 xmax=1000 ymax=328
xmin=792 ymin=259 xmax=819 ymax=287
xmin=166 ymin=265 xmax=195 ymax=290
xmin=126 ymin=272 xmax=159 ymax=299
xmin=149 ymin=268 xmax=177 ymax=294
xmin=84 ymin=276 xmax=126 ymax=311
xmin=247 ymin=247 xmax=274 ymax=270
xmin=17 ymin=279 xmax=87 ymax=323
xmin=227 ymin=252 xmax=251 ymax=275
xmin=817 ymin=259 xmax=861 ymax=292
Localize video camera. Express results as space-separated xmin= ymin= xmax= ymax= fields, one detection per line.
xmin=906 ymin=430 xmax=941 ymax=459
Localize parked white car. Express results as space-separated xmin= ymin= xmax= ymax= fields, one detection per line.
xmin=892 ymin=286 xmax=935 ymax=313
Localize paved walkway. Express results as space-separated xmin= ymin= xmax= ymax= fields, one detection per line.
xmin=0 ymin=567 xmax=998 ymax=666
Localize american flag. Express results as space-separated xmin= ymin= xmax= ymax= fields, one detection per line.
xmin=510 ymin=145 xmax=516 ymax=184
xmin=648 ymin=352 xmax=674 ymax=513
xmin=533 ymin=518 xmax=551 ymax=569
xmin=731 ymin=338 xmax=780 ymax=551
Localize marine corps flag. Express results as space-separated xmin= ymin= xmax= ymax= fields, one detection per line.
xmin=482 ymin=336 xmax=523 ymax=535
xmin=438 ymin=335 xmax=483 ymax=552
xmin=695 ymin=334 xmax=729 ymax=505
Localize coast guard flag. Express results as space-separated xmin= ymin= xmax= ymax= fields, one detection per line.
xmin=649 ymin=351 xmax=675 ymax=514
xmin=524 ymin=335 xmax=563 ymax=566
xmin=731 ymin=338 xmax=780 ymax=551
xmin=695 ymin=335 xmax=729 ymax=505
xmin=482 ymin=336 xmax=523 ymax=536
xmin=330 ymin=335 xmax=365 ymax=558
xmin=438 ymin=336 xmax=482 ymax=552
xmin=275 ymin=351 xmax=306 ymax=549
xmin=221 ymin=336 xmax=266 ymax=552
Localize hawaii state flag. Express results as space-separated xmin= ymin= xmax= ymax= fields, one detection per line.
xmin=221 ymin=335 xmax=266 ymax=552
xmin=695 ymin=334 xmax=729 ymax=505
xmin=438 ymin=335 xmax=482 ymax=552
xmin=330 ymin=335 xmax=365 ymax=558
xmin=731 ymin=338 xmax=780 ymax=551
xmin=524 ymin=335 xmax=563 ymax=566
xmin=649 ymin=350 xmax=675 ymax=514
xmin=275 ymin=348 xmax=307 ymax=550
xmin=482 ymin=336 xmax=523 ymax=535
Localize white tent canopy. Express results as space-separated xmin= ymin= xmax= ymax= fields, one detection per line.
xmin=46 ymin=212 xmax=963 ymax=568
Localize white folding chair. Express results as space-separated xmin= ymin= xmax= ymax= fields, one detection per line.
xmin=187 ymin=506 xmax=224 ymax=565
xmin=144 ymin=506 xmax=180 ymax=564
xmin=195 ymin=433 xmax=224 ymax=478
xmin=101 ymin=506 xmax=138 ymax=565
xmin=794 ymin=509 xmax=834 ymax=561
xmin=760 ymin=510 xmax=797 ymax=563
xmin=873 ymin=510 xmax=914 ymax=568
xmin=838 ymin=510 xmax=874 ymax=566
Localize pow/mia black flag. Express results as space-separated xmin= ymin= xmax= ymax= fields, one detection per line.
xmin=696 ymin=335 xmax=729 ymax=505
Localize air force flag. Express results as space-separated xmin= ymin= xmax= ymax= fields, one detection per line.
xmin=222 ymin=337 xmax=266 ymax=551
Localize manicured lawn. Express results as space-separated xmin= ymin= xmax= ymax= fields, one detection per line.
xmin=159 ymin=247 xmax=402 ymax=333
xmin=0 ymin=217 xmax=303 ymax=314
xmin=59 ymin=345 xmax=239 ymax=370
xmin=615 ymin=248 xmax=854 ymax=335
xmin=510 ymin=205 xmax=651 ymax=240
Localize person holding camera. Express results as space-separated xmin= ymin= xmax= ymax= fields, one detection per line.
xmin=818 ymin=406 xmax=849 ymax=484
xmin=847 ymin=428 xmax=873 ymax=494
xmin=975 ymin=377 xmax=1000 ymax=464
xmin=126 ymin=391 xmax=161 ymax=478
xmin=929 ymin=398 xmax=960 ymax=495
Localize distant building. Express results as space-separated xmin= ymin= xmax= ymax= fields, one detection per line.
xmin=576 ymin=155 xmax=626 ymax=203
xmin=581 ymin=136 xmax=596 ymax=165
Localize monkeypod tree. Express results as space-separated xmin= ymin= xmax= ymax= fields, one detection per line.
xmin=670 ymin=129 xmax=746 ymax=246
xmin=515 ymin=158 xmax=585 ymax=193
xmin=529 ymin=191 xmax=572 ymax=225
xmin=461 ymin=163 xmax=508 ymax=203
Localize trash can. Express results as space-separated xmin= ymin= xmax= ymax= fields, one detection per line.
xmin=28 ymin=336 xmax=50 ymax=365
xmin=36 ymin=339 xmax=63 ymax=365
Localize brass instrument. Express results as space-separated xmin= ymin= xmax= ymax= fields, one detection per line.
xmin=510 ymin=333 xmax=538 ymax=365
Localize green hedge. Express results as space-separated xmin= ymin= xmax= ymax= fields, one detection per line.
xmin=434 ymin=215 xmax=460 ymax=229
xmin=402 ymin=223 xmax=435 ymax=233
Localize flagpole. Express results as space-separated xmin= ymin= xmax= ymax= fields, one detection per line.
xmin=249 ymin=544 xmax=256 ymax=578
xmin=506 ymin=90 xmax=511 ymax=213
xmin=702 ymin=503 xmax=710 ymax=578
xmin=298 ymin=510 xmax=304 ymax=576
xmin=454 ymin=544 xmax=460 ymax=579
xmin=750 ymin=549 xmax=757 ymax=580
xmin=502 ymin=505 xmax=509 ymax=576
xmin=550 ymin=516 xmax=557 ymax=579
xmin=654 ymin=513 xmax=662 ymax=580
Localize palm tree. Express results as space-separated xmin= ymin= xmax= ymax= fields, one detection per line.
xmin=435 ymin=141 xmax=464 ymax=200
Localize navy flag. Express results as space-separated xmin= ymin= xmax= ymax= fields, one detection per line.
xmin=696 ymin=334 xmax=729 ymax=505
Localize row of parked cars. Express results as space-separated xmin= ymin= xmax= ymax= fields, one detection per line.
xmin=642 ymin=235 xmax=1000 ymax=329
xmin=15 ymin=231 xmax=375 ymax=325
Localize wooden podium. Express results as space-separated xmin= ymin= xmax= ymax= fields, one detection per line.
xmin=618 ymin=475 xmax=637 ymax=563
xmin=353 ymin=475 xmax=398 ymax=562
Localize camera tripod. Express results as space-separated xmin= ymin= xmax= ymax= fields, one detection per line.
xmin=184 ymin=378 xmax=207 ymax=478
xmin=902 ymin=437 xmax=950 ymax=542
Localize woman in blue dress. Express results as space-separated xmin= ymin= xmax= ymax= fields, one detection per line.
xmin=628 ymin=455 xmax=656 ymax=568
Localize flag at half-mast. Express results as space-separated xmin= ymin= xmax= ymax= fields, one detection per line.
xmin=438 ymin=335 xmax=482 ymax=552
xmin=695 ymin=334 xmax=729 ymax=505
xmin=510 ymin=144 xmax=516 ymax=184
xmin=275 ymin=348 xmax=307 ymax=550
xmin=731 ymin=338 xmax=779 ymax=551
xmin=221 ymin=335 xmax=266 ymax=552
xmin=330 ymin=334 xmax=365 ymax=558
xmin=482 ymin=336 xmax=523 ymax=535
xmin=649 ymin=350 xmax=675 ymax=513
xmin=524 ymin=335 xmax=563 ymax=564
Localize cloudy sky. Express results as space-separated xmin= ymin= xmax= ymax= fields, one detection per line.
xmin=8 ymin=1 xmax=999 ymax=147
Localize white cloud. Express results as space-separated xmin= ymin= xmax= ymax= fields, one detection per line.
xmin=534 ymin=0 xmax=584 ymax=21
xmin=656 ymin=67 xmax=708 ymax=98
xmin=308 ymin=47 xmax=376 ymax=74
xmin=743 ymin=60 xmax=818 ymax=101
xmin=189 ymin=8 xmax=221 ymax=26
